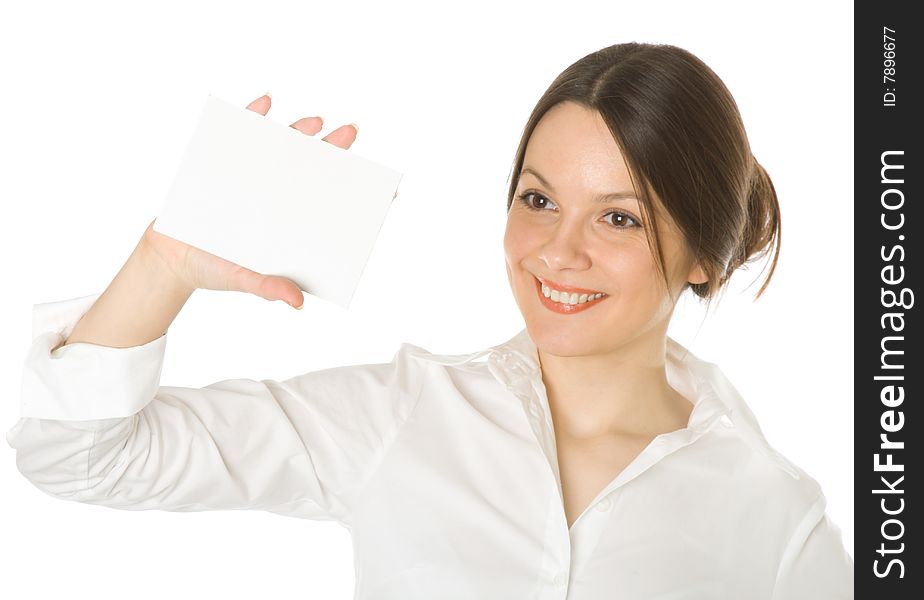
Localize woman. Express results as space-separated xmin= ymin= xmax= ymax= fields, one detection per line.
xmin=7 ymin=43 xmax=853 ymax=598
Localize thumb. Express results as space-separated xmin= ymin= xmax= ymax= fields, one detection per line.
xmin=290 ymin=287 xmax=305 ymax=310
xmin=233 ymin=268 xmax=304 ymax=310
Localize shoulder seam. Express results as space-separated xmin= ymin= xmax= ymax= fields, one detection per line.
xmin=346 ymin=350 xmax=429 ymax=523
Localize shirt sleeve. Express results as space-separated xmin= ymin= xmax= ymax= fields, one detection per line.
xmin=771 ymin=492 xmax=854 ymax=599
xmin=5 ymin=292 xmax=425 ymax=526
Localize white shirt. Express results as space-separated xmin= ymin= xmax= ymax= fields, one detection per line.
xmin=6 ymin=292 xmax=853 ymax=599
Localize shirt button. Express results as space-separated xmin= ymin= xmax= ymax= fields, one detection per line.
xmin=596 ymin=497 xmax=613 ymax=512
xmin=553 ymin=571 xmax=569 ymax=587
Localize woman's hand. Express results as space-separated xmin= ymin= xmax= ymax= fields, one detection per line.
xmin=139 ymin=93 xmax=358 ymax=309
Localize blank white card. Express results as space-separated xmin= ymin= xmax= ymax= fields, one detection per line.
xmin=153 ymin=94 xmax=403 ymax=309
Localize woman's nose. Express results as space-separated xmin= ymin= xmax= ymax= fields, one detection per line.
xmin=538 ymin=222 xmax=592 ymax=271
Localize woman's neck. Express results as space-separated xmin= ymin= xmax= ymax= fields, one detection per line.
xmin=539 ymin=333 xmax=694 ymax=442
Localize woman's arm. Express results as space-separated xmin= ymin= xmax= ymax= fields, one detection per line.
xmin=61 ymin=234 xmax=194 ymax=351
xmin=6 ymin=291 xmax=424 ymax=524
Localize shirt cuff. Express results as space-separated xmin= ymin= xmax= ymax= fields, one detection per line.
xmin=19 ymin=292 xmax=167 ymax=421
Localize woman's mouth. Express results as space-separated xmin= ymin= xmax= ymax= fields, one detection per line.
xmin=534 ymin=276 xmax=609 ymax=314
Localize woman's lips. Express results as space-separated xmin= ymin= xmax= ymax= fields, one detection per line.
xmin=534 ymin=276 xmax=608 ymax=314
xmin=534 ymin=275 xmax=604 ymax=296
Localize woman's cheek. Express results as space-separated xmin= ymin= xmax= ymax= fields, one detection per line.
xmin=504 ymin=219 xmax=538 ymax=259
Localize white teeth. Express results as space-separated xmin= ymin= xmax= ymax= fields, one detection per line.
xmin=541 ymin=282 xmax=605 ymax=305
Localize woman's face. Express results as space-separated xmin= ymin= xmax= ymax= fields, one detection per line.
xmin=504 ymin=101 xmax=705 ymax=357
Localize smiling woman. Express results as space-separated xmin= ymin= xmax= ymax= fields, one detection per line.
xmin=7 ymin=42 xmax=851 ymax=600
xmin=498 ymin=43 xmax=851 ymax=596
xmin=505 ymin=99 xmax=717 ymax=436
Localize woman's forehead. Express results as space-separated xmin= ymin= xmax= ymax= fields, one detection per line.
xmin=525 ymin=104 xmax=631 ymax=191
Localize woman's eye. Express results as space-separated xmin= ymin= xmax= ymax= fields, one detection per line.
xmin=604 ymin=211 xmax=641 ymax=228
xmin=516 ymin=191 xmax=552 ymax=211
xmin=516 ymin=191 xmax=641 ymax=229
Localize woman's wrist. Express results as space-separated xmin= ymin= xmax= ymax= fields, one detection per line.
xmin=62 ymin=238 xmax=196 ymax=349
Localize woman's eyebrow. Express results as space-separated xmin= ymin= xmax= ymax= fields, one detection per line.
xmin=520 ymin=166 xmax=638 ymax=203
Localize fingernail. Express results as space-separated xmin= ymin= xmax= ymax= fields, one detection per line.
xmin=292 ymin=301 xmax=303 ymax=310
xmin=349 ymin=123 xmax=359 ymax=134
xmin=264 ymin=92 xmax=273 ymax=99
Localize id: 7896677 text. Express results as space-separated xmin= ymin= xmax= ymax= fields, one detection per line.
xmin=882 ymin=26 xmax=897 ymax=107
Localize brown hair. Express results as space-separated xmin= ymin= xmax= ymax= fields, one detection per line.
xmin=506 ymin=43 xmax=781 ymax=311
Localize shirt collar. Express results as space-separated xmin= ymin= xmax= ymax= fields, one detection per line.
xmin=412 ymin=328 xmax=800 ymax=480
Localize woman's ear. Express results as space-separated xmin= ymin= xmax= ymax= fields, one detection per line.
xmin=686 ymin=261 xmax=708 ymax=286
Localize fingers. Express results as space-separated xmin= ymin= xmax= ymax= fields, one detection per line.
xmin=245 ymin=93 xmax=358 ymax=149
xmin=321 ymin=123 xmax=359 ymax=149
xmin=291 ymin=117 xmax=358 ymax=150
xmin=289 ymin=116 xmax=324 ymax=135
xmin=245 ymin=93 xmax=272 ymax=115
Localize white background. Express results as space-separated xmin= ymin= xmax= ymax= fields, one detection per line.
xmin=0 ymin=0 xmax=853 ymax=597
